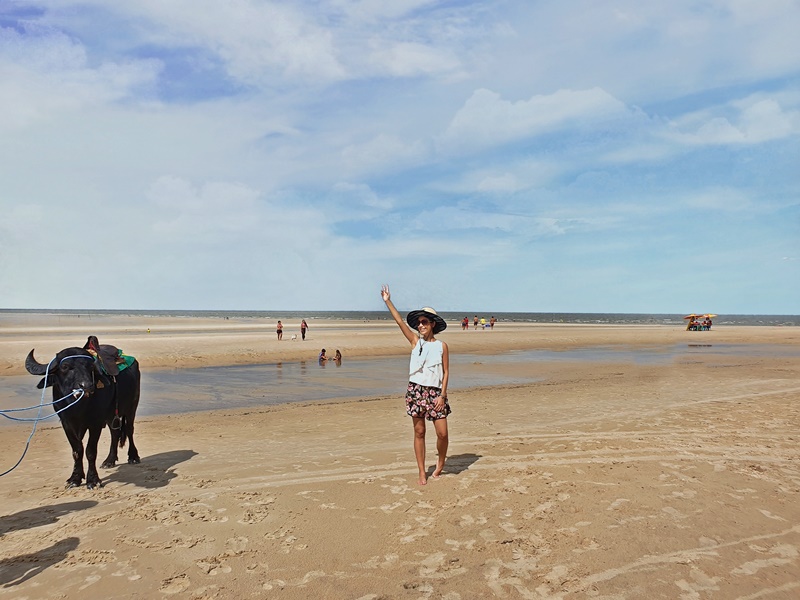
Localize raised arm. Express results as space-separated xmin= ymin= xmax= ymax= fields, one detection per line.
xmin=381 ymin=285 xmax=418 ymax=346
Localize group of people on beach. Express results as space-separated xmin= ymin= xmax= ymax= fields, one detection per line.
xmin=686 ymin=317 xmax=713 ymax=331
xmin=461 ymin=315 xmax=496 ymax=330
xmin=275 ymin=319 xmax=309 ymax=341
xmin=318 ymin=348 xmax=342 ymax=365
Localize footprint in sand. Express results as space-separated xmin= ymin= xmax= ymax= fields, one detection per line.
xmin=417 ymin=551 xmax=468 ymax=580
xmin=357 ymin=554 xmax=401 ymax=569
xmin=196 ymin=556 xmax=232 ymax=575
xmin=238 ymin=496 xmax=276 ymax=524
xmin=445 ymin=538 xmax=476 ymax=551
xmin=225 ymin=536 xmax=249 ymax=554
xmin=160 ymin=574 xmax=191 ymax=594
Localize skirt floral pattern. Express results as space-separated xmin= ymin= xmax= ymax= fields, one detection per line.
xmin=405 ymin=381 xmax=451 ymax=421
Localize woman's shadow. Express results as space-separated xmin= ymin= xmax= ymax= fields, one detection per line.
xmin=102 ymin=449 xmax=197 ymax=489
xmin=430 ymin=452 xmax=481 ymax=476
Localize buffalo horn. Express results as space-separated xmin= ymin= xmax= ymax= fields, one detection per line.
xmin=25 ymin=349 xmax=53 ymax=376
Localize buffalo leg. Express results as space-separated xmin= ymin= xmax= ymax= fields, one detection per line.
xmin=101 ymin=425 xmax=121 ymax=468
xmin=85 ymin=426 xmax=103 ymax=489
xmin=126 ymin=417 xmax=141 ymax=464
xmin=64 ymin=427 xmax=86 ymax=488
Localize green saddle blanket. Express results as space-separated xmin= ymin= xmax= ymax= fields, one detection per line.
xmin=117 ymin=353 xmax=136 ymax=372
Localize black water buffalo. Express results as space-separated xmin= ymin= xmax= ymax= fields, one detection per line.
xmin=25 ymin=345 xmax=141 ymax=489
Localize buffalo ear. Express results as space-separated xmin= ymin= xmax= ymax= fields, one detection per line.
xmin=36 ymin=377 xmax=52 ymax=389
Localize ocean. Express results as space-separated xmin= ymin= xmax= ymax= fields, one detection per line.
xmin=1 ymin=309 xmax=798 ymax=327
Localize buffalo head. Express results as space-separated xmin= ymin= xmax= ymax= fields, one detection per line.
xmin=26 ymin=348 xmax=99 ymax=392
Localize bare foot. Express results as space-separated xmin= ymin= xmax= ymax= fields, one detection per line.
xmin=418 ymin=473 xmax=428 ymax=486
xmin=432 ymin=459 xmax=445 ymax=479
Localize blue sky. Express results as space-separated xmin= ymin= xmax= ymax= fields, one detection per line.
xmin=1 ymin=1 xmax=798 ymax=314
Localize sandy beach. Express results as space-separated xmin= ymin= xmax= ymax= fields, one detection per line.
xmin=1 ymin=314 xmax=799 ymax=598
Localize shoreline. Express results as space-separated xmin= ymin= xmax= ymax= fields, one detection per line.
xmin=2 ymin=313 xmax=798 ymax=377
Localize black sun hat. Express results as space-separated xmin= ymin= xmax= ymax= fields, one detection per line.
xmin=406 ymin=307 xmax=447 ymax=334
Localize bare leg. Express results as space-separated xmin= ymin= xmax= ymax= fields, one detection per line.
xmin=412 ymin=417 xmax=427 ymax=485
xmin=432 ymin=418 xmax=449 ymax=478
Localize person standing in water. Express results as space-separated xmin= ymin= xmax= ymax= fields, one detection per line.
xmin=381 ymin=284 xmax=450 ymax=485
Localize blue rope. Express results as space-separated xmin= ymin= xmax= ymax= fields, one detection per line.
xmin=0 ymin=391 xmax=84 ymax=421
xmin=0 ymin=356 xmax=88 ymax=477
xmin=60 ymin=355 xmax=95 ymax=364
xmin=0 ymin=393 xmax=83 ymax=414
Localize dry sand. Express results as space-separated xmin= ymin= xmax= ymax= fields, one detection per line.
xmin=1 ymin=315 xmax=799 ymax=598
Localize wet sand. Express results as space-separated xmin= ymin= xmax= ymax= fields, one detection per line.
xmin=1 ymin=315 xmax=799 ymax=598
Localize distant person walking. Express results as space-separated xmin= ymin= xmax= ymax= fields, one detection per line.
xmin=462 ymin=316 xmax=469 ymax=330
xmin=276 ymin=320 xmax=283 ymax=340
xmin=490 ymin=316 xmax=496 ymax=329
xmin=381 ymin=284 xmax=450 ymax=486
xmin=300 ymin=319 xmax=308 ymax=340
xmin=473 ymin=315 xmax=479 ymax=330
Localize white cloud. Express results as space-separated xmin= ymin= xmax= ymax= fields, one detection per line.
xmin=669 ymin=96 xmax=800 ymax=145
xmin=440 ymin=87 xmax=630 ymax=153
xmin=367 ymin=40 xmax=462 ymax=78
xmin=738 ymin=99 xmax=799 ymax=142
xmin=147 ymin=176 xmax=262 ymax=237
xmin=0 ymin=26 xmax=159 ymax=131
xmin=327 ymin=0 xmax=437 ymax=22
xmin=61 ymin=0 xmax=346 ymax=84
xmin=48 ymin=0 xmax=466 ymax=85
xmin=341 ymin=134 xmax=431 ymax=176
xmin=331 ymin=182 xmax=393 ymax=212
xmin=417 ymin=204 xmax=592 ymax=241
xmin=441 ymin=159 xmax=561 ymax=194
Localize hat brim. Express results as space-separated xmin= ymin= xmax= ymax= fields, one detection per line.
xmin=406 ymin=309 xmax=447 ymax=334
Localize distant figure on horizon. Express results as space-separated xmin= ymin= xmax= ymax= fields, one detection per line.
xmin=276 ymin=320 xmax=283 ymax=341
xmin=490 ymin=316 xmax=496 ymax=329
xmin=473 ymin=315 xmax=479 ymax=330
xmin=381 ymin=284 xmax=450 ymax=486
xmin=480 ymin=317 xmax=487 ymax=329
xmin=462 ymin=316 xmax=469 ymax=330
xmin=301 ymin=319 xmax=308 ymax=340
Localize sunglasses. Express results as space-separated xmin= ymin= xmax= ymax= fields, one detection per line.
xmin=417 ymin=319 xmax=431 ymax=326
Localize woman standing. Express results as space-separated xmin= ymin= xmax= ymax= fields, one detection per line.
xmin=381 ymin=284 xmax=450 ymax=485
xmin=300 ymin=319 xmax=308 ymax=340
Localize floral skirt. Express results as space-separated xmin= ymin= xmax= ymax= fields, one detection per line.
xmin=405 ymin=381 xmax=451 ymax=421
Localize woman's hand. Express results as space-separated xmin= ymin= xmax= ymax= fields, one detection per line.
xmin=380 ymin=285 xmax=391 ymax=302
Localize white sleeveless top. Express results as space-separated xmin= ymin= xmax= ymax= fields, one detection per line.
xmin=409 ymin=338 xmax=444 ymax=388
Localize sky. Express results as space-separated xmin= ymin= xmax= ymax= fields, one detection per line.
xmin=1 ymin=1 xmax=798 ymax=314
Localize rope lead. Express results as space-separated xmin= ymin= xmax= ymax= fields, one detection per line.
xmin=0 ymin=357 xmax=87 ymax=477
